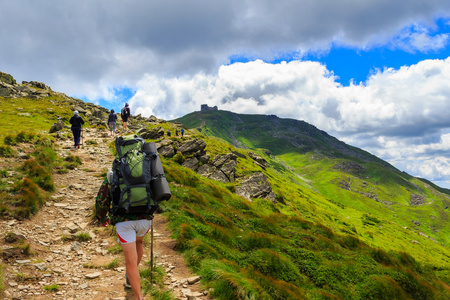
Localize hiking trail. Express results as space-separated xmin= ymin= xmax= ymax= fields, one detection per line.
xmin=1 ymin=128 xmax=208 ymax=300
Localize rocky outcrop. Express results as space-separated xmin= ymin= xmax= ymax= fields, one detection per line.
xmin=236 ymin=172 xmax=276 ymax=202
xmin=137 ymin=126 xmax=165 ymax=140
xmin=332 ymin=161 xmax=365 ymax=174
xmin=0 ymin=71 xmax=16 ymax=85
xmin=0 ymin=72 xmax=53 ymax=99
xmin=410 ymin=194 xmax=426 ymax=206
xmin=178 ymin=139 xmax=207 ymax=156
xmin=248 ymin=151 xmax=267 ymax=169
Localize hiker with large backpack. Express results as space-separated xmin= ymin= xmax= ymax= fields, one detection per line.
xmin=69 ymin=110 xmax=85 ymax=149
xmin=121 ymin=103 xmax=131 ymax=131
xmin=95 ymin=134 xmax=171 ymax=299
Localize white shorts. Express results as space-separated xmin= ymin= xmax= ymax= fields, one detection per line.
xmin=115 ymin=219 xmax=152 ymax=244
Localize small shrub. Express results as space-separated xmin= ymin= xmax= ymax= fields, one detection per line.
xmin=12 ymin=178 xmax=46 ymax=218
xmin=20 ymin=159 xmax=54 ymax=191
xmin=4 ymin=134 xmax=16 ymax=146
xmin=16 ymin=131 xmax=35 ymax=143
xmin=362 ymin=214 xmax=381 ymax=226
xmin=44 ymin=284 xmax=60 ymax=292
xmin=246 ymin=249 xmax=301 ymax=283
xmin=56 ymin=168 xmax=69 ymax=174
xmin=370 ymin=248 xmax=396 ymax=266
xmin=360 ymin=275 xmax=407 ymax=300
xmin=173 ymin=152 xmax=185 ymax=164
xmin=0 ymin=145 xmax=14 ymax=157
xmin=75 ymin=232 xmax=91 ymax=241
xmin=86 ymin=140 xmax=98 ymax=145
xmin=19 ymin=243 xmax=32 ymax=256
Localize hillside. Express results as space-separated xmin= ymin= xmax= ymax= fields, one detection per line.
xmin=1 ymin=72 xmax=449 ymax=299
xmin=174 ymin=110 xmax=450 ymax=246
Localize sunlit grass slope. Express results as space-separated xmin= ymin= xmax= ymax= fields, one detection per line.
xmin=159 ymin=136 xmax=449 ymax=299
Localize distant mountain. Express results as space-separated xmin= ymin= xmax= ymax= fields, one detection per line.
xmin=174 ymin=110 xmax=396 ymax=167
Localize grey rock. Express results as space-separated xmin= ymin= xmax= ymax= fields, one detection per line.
xmin=221 ymin=160 xmax=236 ymax=182
xmin=198 ymin=154 xmax=210 ymax=164
xmin=33 ymin=263 xmax=47 ymax=271
xmin=158 ymin=144 xmax=175 ymax=158
xmin=49 ymin=120 xmax=66 ymax=133
xmin=71 ymin=241 xmax=82 ymax=251
xmin=197 ymin=164 xmax=215 ymax=178
xmin=248 ymin=152 xmax=267 ymax=167
xmin=209 ymin=170 xmax=230 ymax=183
xmin=85 ymin=272 xmax=102 ymax=279
xmin=178 ymin=139 xmax=207 ymax=155
xmin=236 ymin=172 xmax=276 ymax=202
xmin=182 ymin=157 xmax=200 ymax=171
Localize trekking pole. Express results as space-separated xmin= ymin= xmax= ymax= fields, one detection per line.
xmin=150 ymin=221 xmax=154 ymax=283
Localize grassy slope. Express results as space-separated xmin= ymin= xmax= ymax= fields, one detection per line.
xmin=0 ymin=96 xmax=76 ymax=144
xmin=160 ymin=136 xmax=449 ymax=299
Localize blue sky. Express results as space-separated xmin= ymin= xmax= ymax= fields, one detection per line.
xmin=1 ymin=1 xmax=450 ymax=188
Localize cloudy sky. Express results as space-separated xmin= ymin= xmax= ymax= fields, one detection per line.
xmin=2 ymin=1 xmax=450 ymax=188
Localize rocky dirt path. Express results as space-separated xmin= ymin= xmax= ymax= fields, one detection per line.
xmin=1 ymin=128 xmax=208 ymax=300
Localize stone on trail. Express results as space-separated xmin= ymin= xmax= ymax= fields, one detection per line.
xmin=85 ymin=272 xmax=102 ymax=279
xmin=186 ymin=275 xmax=201 ymax=285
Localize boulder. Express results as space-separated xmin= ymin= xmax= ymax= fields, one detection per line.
xmin=158 ymin=144 xmax=175 ymax=158
xmin=178 ymin=139 xmax=207 ymax=155
xmin=182 ymin=157 xmax=200 ymax=171
xmin=236 ymin=172 xmax=276 ymax=202
xmin=49 ymin=120 xmax=66 ymax=133
xmin=138 ymin=127 xmax=165 ymax=140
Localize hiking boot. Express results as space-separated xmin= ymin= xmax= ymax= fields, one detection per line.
xmin=124 ymin=274 xmax=131 ymax=289
xmin=77 ymin=145 xmax=80 ymax=149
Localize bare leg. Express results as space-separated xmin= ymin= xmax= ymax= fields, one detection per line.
xmin=122 ymin=240 xmax=144 ymax=300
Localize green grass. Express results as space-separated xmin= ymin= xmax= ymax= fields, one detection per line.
xmin=141 ymin=264 xmax=176 ymax=300
xmin=157 ymin=149 xmax=449 ymax=299
xmin=75 ymin=232 xmax=92 ymax=241
xmin=44 ymin=284 xmax=60 ymax=292
xmin=0 ymin=264 xmax=4 ymax=295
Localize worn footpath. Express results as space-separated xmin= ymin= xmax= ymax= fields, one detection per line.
xmin=1 ymin=128 xmax=208 ymax=300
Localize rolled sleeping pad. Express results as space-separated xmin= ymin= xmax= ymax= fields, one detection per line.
xmin=151 ymin=177 xmax=171 ymax=202
xmin=143 ymin=142 xmax=164 ymax=175
xmin=143 ymin=142 xmax=171 ymax=201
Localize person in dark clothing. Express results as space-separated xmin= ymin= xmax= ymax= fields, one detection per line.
xmin=108 ymin=109 xmax=117 ymax=137
xmin=121 ymin=103 xmax=131 ymax=131
xmin=69 ymin=110 xmax=85 ymax=149
xmin=181 ymin=128 xmax=184 ymax=137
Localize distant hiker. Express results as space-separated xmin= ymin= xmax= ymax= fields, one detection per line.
xmin=69 ymin=110 xmax=84 ymax=149
xmin=95 ymin=135 xmax=171 ymax=300
xmin=175 ymin=129 xmax=178 ymax=136
xmin=108 ymin=109 xmax=117 ymax=137
xmin=181 ymin=128 xmax=184 ymax=137
xmin=167 ymin=129 xmax=171 ymax=137
xmin=121 ymin=103 xmax=131 ymax=131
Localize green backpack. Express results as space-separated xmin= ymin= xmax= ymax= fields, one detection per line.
xmin=109 ymin=134 xmax=171 ymax=216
